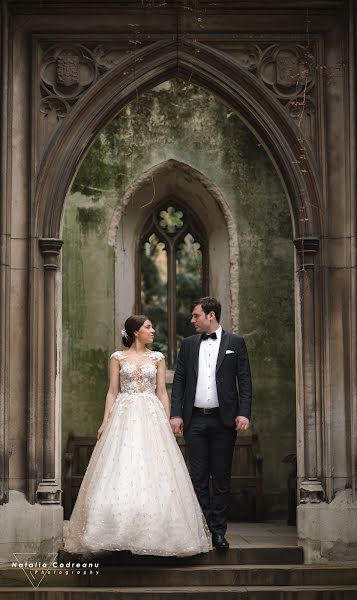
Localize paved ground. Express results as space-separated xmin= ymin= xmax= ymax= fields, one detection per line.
xmin=226 ymin=520 xmax=298 ymax=548
xmin=0 ymin=521 xmax=298 ymax=569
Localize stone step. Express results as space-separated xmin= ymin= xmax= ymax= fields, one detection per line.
xmin=2 ymin=564 xmax=357 ymax=589
xmin=68 ymin=564 xmax=357 ymax=588
xmin=59 ymin=545 xmax=304 ymax=565
xmin=2 ymin=585 xmax=357 ymax=599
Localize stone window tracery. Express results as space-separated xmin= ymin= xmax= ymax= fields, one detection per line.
xmin=138 ymin=200 xmax=208 ymax=368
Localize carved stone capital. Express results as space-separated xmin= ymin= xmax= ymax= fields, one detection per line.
xmin=36 ymin=479 xmax=62 ymax=505
xmin=299 ymin=478 xmax=325 ymax=504
xmin=39 ymin=238 xmax=63 ymax=270
xmin=293 ymin=237 xmax=319 ymax=269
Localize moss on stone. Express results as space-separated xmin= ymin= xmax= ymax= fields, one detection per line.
xmin=76 ymin=207 xmax=105 ymax=234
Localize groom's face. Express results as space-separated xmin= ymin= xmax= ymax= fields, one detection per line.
xmin=191 ymin=304 xmax=211 ymax=333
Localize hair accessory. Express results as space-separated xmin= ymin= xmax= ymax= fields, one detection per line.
xmin=121 ymin=328 xmax=129 ymax=340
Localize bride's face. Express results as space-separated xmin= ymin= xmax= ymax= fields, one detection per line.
xmin=135 ymin=319 xmax=155 ymax=345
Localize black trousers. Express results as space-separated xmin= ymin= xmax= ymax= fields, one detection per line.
xmin=184 ymin=410 xmax=237 ymax=536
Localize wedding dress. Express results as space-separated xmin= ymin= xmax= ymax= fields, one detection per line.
xmin=63 ymin=350 xmax=212 ymax=556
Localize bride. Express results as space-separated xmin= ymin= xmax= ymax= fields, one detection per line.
xmin=63 ymin=315 xmax=212 ymax=556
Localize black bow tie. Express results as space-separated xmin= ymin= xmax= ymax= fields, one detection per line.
xmin=201 ymin=332 xmax=217 ymax=341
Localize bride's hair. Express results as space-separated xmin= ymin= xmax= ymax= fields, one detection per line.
xmin=122 ymin=315 xmax=150 ymax=348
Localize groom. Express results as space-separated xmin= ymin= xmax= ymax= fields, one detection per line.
xmin=170 ymin=297 xmax=252 ymax=550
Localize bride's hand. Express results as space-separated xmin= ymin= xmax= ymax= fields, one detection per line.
xmin=97 ymin=422 xmax=107 ymax=440
xmin=170 ymin=417 xmax=183 ymax=436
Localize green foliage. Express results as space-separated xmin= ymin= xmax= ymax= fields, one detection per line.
xmin=72 ymin=136 xmax=124 ymax=199
xmin=141 ymin=239 xmax=168 ymax=354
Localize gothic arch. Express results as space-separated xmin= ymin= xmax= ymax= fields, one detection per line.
xmin=107 ymin=159 xmax=240 ymax=352
xmin=29 ymin=38 xmax=324 ymax=516
xmin=34 ymin=39 xmax=322 ymax=239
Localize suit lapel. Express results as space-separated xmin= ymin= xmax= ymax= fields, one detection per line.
xmin=216 ymin=330 xmax=229 ymax=374
xmin=193 ymin=335 xmax=201 ymax=377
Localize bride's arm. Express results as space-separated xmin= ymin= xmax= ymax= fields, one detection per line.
xmin=156 ymin=358 xmax=170 ymax=419
xmin=97 ymin=357 xmax=120 ymax=439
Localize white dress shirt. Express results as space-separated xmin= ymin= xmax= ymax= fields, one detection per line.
xmin=194 ymin=326 xmax=222 ymax=408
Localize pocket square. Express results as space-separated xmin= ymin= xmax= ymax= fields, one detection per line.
xmin=225 ymin=350 xmax=234 ymax=354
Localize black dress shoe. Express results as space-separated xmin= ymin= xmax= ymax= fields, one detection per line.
xmin=212 ymin=533 xmax=229 ymax=551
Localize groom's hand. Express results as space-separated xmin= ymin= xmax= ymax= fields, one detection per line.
xmin=170 ymin=417 xmax=183 ymax=436
xmin=235 ymin=416 xmax=250 ymax=431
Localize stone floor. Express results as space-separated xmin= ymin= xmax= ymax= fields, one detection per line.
xmin=226 ymin=520 xmax=298 ymax=548
xmin=0 ymin=520 xmax=298 ymax=569
xmin=2 ymin=522 xmax=357 ymax=599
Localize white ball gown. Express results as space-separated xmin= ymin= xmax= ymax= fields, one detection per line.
xmin=63 ymin=350 xmax=212 ymax=556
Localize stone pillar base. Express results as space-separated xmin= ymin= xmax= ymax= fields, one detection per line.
xmin=0 ymin=491 xmax=63 ymax=565
xmin=298 ymin=489 xmax=357 ymax=563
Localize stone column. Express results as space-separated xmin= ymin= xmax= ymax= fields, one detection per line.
xmin=0 ymin=0 xmax=10 ymax=506
xmin=294 ymin=237 xmax=324 ymax=504
xmin=36 ymin=238 xmax=63 ymax=504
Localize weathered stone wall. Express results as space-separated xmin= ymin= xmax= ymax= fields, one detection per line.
xmin=62 ymin=78 xmax=294 ymax=516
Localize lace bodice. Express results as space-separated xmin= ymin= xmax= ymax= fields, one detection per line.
xmin=110 ymin=350 xmax=164 ymax=395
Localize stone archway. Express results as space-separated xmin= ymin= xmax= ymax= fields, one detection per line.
xmin=35 ymin=40 xmax=322 ymax=237
xmin=28 ymin=39 xmax=324 ymax=557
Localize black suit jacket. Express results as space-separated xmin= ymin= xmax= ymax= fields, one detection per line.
xmin=170 ymin=330 xmax=252 ymax=428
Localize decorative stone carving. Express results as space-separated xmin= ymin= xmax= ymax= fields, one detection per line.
xmin=93 ymin=44 xmax=128 ymax=70
xmin=259 ymin=45 xmax=315 ymax=98
xmin=224 ymin=42 xmax=318 ymax=145
xmin=39 ymin=97 xmax=69 ymax=150
xmin=36 ymin=38 xmax=319 ymax=157
xmin=57 ymin=53 xmax=80 ymax=86
xmin=40 ymin=45 xmax=97 ymax=101
xmin=38 ymin=45 xmax=97 ymax=150
xmin=277 ymin=52 xmax=299 ymax=86
xmin=37 ymin=41 xmax=153 ymax=150
xmin=40 ymin=97 xmax=68 ymax=121
xmin=40 ymin=96 xmax=68 ymax=120
xmin=231 ymin=44 xmax=261 ymax=70
xmin=258 ymin=44 xmax=316 ymax=145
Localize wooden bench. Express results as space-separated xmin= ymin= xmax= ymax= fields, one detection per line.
xmin=63 ymin=431 xmax=97 ymax=520
xmin=282 ymin=452 xmax=297 ymax=525
xmin=63 ymin=431 xmax=264 ymax=521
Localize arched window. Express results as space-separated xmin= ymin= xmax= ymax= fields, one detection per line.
xmin=137 ymin=199 xmax=208 ymax=368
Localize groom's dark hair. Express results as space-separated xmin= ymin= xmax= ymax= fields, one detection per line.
xmin=192 ymin=296 xmax=221 ymax=322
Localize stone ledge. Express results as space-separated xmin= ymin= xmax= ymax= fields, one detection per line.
xmin=0 ymin=491 xmax=63 ymax=564
xmin=298 ymin=490 xmax=357 ymax=563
